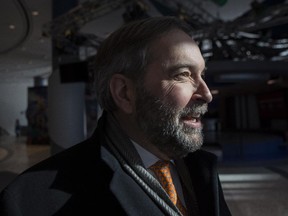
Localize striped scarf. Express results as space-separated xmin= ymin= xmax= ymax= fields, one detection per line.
xmin=103 ymin=112 xmax=183 ymax=216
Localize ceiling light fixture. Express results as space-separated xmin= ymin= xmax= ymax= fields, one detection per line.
xmin=32 ymin=11 xmax=39 ymax=16
xmin=9 ymin=25 xmax=16 ymax=30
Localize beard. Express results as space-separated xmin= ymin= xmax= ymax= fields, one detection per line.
xmin=135 ymin=87 xmax=208 ymax=159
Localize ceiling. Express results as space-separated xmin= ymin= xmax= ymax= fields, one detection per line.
xmin=0 ymin=0 xmax=52 ymax=83
xmin=0 ymin=0 xmax=288 ymax=86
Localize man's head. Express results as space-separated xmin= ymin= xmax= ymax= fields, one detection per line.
xmin=93 ymin=16 xmax=212 ymax=159
xmin=93 ymin=16 xmax=192 ymax=112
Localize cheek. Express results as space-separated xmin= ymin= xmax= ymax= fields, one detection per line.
xmin=162 ymin=83 xmax=194 ymax=108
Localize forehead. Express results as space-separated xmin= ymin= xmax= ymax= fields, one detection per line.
xmin=148 ymin=29 xmax=205 ymax=69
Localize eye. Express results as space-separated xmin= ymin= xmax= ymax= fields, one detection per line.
xmin=174 ymin=71 xmax=191 ymax=80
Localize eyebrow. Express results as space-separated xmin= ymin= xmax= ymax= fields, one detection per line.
xmin=167 ymin=63 xmax=207 ymax=74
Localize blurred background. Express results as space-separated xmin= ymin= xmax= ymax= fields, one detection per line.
xmin=0 ymin=0 xmax=288 ymax=215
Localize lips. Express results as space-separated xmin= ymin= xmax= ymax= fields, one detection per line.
xmin=182 ymin=116 xmax=199 ymax=122
xmin=181 ymin=114 xmax=202 ymax=128
xmin=182 ymin=113 xmax=201 ymax=121
xmin=190 ymin=117 xmax=198 ymax=123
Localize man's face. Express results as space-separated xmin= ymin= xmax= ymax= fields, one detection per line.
xmin=135 ymin=29 xmax=212 ymax=159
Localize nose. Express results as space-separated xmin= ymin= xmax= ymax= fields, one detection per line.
xmin=191 ymin=79 xmax=213 ymax=103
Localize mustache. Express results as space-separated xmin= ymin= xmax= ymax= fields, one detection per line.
xmin=179 ymin=103 xmax=208 ymax=117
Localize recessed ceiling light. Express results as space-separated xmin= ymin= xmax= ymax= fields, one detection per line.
xmin=32 ymin=11 xmax=39 ymax=16
xmin=9 ymin=25 xmax=15 ymax=30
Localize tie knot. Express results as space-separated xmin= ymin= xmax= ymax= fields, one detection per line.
xmin=149 ymin=160 xmax=170 ymax=172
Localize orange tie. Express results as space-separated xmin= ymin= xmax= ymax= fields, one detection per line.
xmin=150 ymin=160 xmax=187 ymax=216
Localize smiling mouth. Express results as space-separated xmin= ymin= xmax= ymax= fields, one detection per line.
xmin=180 ymin=113 xmax=202 ymax=125
xmin=190 ymin=117 xmax=199 ymax=123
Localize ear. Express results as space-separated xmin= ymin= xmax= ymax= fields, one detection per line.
xmin=110 ymin=74 xmax=135 ymax=114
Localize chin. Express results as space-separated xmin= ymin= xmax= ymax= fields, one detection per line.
xmin=167 ymin=144 xmax=202 ymax=160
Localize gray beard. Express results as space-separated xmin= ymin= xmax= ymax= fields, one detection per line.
xmin=135 ymin=87 xmax=208 ymax=159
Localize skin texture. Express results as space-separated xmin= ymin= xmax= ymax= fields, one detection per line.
xmin=110 ymin=29 xmax=213 ymax=160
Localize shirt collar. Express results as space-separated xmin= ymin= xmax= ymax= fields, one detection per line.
xmin=131 ymin=140 xmax=159 ymax=169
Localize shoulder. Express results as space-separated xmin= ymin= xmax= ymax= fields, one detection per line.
xmin=4 ymin=136 xmax=98 ymax=190
xmin=4 ymin=124 xmax=116 ymax=192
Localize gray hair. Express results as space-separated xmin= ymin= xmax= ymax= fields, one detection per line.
xmin=92 ymin=16 xmax=192 ymax=111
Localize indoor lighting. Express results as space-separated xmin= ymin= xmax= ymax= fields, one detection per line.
xmin=211 ymin=89 xmax=219 ymax=95
xmin=9 ymin=25 xmax=15 ymax=30
xmin=32 ymin=11 xmax=39 ymax=16
xmin=267 ymin=79 xmax=278 ymax=85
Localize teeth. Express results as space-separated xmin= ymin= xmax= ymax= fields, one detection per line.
xmin=182 ymin=114 xmax=200 ymax=122
xmin=189 ymin=113 xmax=200 ymax=118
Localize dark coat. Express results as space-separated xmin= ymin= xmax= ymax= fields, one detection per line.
xmin=0 ymin=116 xmax=231 ymax=216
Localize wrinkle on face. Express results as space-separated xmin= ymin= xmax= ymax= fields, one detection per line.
xmin=131 ymin=29 xmax=210 ymax=159
xmin=161 ymin=81 xmax=177 ymax=98
xmin=144 ymin=30 xmax=206 ymax=100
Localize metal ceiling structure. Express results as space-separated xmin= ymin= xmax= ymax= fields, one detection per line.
xmin=42 ymin=0 xmax=288 ymax=63
xmin=0 ymin=0 xmax=288 ymax=84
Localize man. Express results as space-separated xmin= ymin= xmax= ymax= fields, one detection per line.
xmin=0 ymin=16 xmax=231 ymax=216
